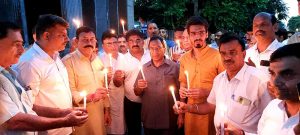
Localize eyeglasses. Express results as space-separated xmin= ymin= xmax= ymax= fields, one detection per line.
xmin=104 ymin=42 xmax=118 ymax=46
xmin=149 ymin=47 xmax=163 ymax=52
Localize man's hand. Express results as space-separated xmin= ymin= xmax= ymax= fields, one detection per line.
xmin=179 ymin=87 xmax=188 ymax=99
xmin=217 ymin=123 xmax=244 ymax=135
xmin=64 ymin=109 xmax=88 ymax=127
xmin=137 ymin=79 xmax=147 ymax=89
xmin=114 ymin=70 xmax=125 ymax=81
xmin=173 ymin=101 xmax=188 ymax=114
xmin=186 ymin=88 xmax=208 ymax=98
xmin=172 ymin=53 xmax=181 ymax=62
xmin=246 ymin=57 xmax=256 ymax=67
xmin=93 ymin=88 xmax=108 ymax=102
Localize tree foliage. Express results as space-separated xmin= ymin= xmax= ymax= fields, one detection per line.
xmin=288 ymin=16 xmax=300 ymax=32
xmin=134 ymin=0 xmax=288 ymax=32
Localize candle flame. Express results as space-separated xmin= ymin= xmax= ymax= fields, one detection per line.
xmin=219 ymin=103 xmax=227 ymax=117
xmin=80 ymin=91 xmax=87 ymax=96
xmin=111 ymin=29 xmax=115 ymax=34
xmin=176 ymin=40 xmax=180 ymax=45
xmin=72 ymin=19 xmax=81 ymax=28
xmin=120 ymin=19 xmax=125 ymax=25
xmin=103 ymin=68 xmax=108 ymax=73
xmin=184 ymin=70 xmax=188 ymax=75
xmin=169 ymin=86 xmax=175 ymax=91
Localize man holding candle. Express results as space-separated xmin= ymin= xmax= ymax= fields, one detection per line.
xmin=62 ymin=26 xmax=110 ymax=135
xmin=12 ymin=14 xmax=75 ymax=135
xmin=0 ymin=21 xmax=88 ymax=135
xmin=113 ymin=29 xmax=151 ymax=135
xmin=257 ymin=44 xmax=300 ymax=135
xmin=178 ymin=16 xmax=224 ymax=135
xmin=134 ymin=36 xmax=181 ymax=135
xmin=175 ymin=33 xmax=271 ymax=134
xmin=99 ymin=31 xmax=126 ymax=135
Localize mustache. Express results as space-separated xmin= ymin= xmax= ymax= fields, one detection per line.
xmin=255 ymin=30 xmax=265 ymax=35
xmin=132 ymin=45 xmax=139 ymax=48
xmin=224 ymin=60 xmax=234 ymax=64
xmin=84 ymin=45 xmax=94 ymax=48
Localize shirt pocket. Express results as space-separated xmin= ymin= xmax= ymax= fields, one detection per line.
xmin=227 ymin=98 xmax=250 ymax=124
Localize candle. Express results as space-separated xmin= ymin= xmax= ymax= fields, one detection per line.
xmin=80 ymin=91 xmax=87 ymax=109
xmin=103 ymin=68 xmax=110 ymax=97
xmin=169 ymin=86 xmax=178 ymax=110
xmin=72 ymin=19 xmax=81 ymax=29
xmin=139 ymin=65 xmax=146 ymax=80
xmin=111 ymin=29 xmax=115 ymax=34
xmin=219 ymin=104 xmax=227 ymax=135
xmin=108 ymin=53 xmax=113 ymax=67
xmin=176 ymin=40 xmax=181 ymax=53
xmin=120 ymin=19 xmax=125 ymax=33
xmin=184 ymin=70 xmax=190 ymax=90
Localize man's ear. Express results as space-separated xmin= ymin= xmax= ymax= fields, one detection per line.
xmin=41 ymin=32 xmax=49 ymax=40
xmin=273 ymin=23 xmax=278 ymax=32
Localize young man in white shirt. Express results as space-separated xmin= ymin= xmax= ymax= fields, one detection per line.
xmin=258 ymin=43 xmax=300 ymax=135
xmin=175 ymin=33 xmax=271 ymax=135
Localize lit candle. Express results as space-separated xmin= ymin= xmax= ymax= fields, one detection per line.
xmin=120 ymin=19 xmax=125 ymax=33
xmin=176 ymin=40 xmax=181 ymax=53
xmin=220 ymin=104 xmax=227 ymax=135
xmin=184 ymin=70 xmax=190 ymax=90
xmin=169 ymin=86 xmax=178 ymax=110
xmin=103 ymin=68 xmax=110 ymax=97
xmin=139 ymin=65 xmax=146 ymax=80
xmin=80 ymin=91 xmax=87 ymax=109
xmin=111 ymin=29 xmax=115 ymax=34
xmin=108 ymin=53 xmax=113 ymax=67
xmin=72 ymin=19 xmax=81 ymax=29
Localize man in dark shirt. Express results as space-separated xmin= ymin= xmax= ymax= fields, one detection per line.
xmin=134 ymin=36 xmax=181 ymax=135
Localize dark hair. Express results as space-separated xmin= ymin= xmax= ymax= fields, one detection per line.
xmin=246 ymin=25 xmax=253 ymax=32
xmin=149 ymin=35 xmax=166 ymax=48
xmin=186 ymin=16 xmax=209 ymax=33
xmin=32 ymin=25 xmax=37 ymax=34
xmin=0 ymin=21 xmax=21 ymax=40
xmin=101 ymin=30 xmax=117 ymax=43
xmin=35 ymin=14 xmax=69 ymax=40
xmin=118 ymin=34 xmax=125 ymax=39
xmin=76 ymin=26 xmax=95 ymax=39
xmin=125 ymin=29 xmax=145 ymax=41
xmin=219 ymin=32 xmax=246 ymax=51
xmin=275 ymin=28 xmax=288 ymax=40
xmin=271 ymin=14 xmax=277 ymax=25
xmin=175 ymin=26 xmax=185 ymax=32
xmin=270 ymin=43 xmax=300 ymax=62
xmin=147 ymin=22 xmax=158 ymax=30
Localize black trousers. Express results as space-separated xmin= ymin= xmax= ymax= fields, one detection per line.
xmin=124 ymin=97 xmax=142 ymax=135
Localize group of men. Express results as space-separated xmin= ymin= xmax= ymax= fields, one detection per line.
xmin=0 ymin=11 xmax=300 ymax=135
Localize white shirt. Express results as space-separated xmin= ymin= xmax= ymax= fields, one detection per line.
xmin=245 ymin=39 xmax=283 ymax=75
xmin=258 ymin=99 xmax=299 ymax=135
xmin=99 ymin=52 xmax=126 ymax=134
xmin=13 ymin=43 xmax=72 ymax=135
xmin=207 ymin=64 xmax=271 ymax=134
xmin=116 ymin=51 xmax=151 ymax=103
xmin=0 ymin=67 xmax=42 ymax=135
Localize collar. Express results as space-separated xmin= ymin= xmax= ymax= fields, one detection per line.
xmin=253 ymin=39 xmax=281 ymax=53
xmin=222 ymin=63 xmax=248 ymax=81
xmin=191 ymin=45 xmax=209 ymax=59
xmin=145 ymin=58 xmax=171 ymax=68
xmin=32 ymin=43 xmax=60 ymax=62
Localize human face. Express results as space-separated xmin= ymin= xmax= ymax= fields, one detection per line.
xmin=269 ymin=57 xmax=300 ymax=102
xmin=0 ymin=30 xmax=24 ymax=68
xmin=174 ymin=30 xmax=183 ymax=41
xmin=149 ymin=39 xmax=165 ymax=62
xmin=102 ymin=37 xmax=118 ymax=56
xmin=253 ymin=15 xmax=276 ymax=42
xmin=219 ymin=40 xmax=245 ymax=74
xmin=159 ymin=29 xmax=167 ymax=38
xmin=46 ymin=24 xmax=69 ymax=52
xmin=127 ymin=35 xmax=144 ymax=53
xmin=117 ymin=37 xmax=128 ymax=54
xmin=76 ymin=32 xmax=97 ymax=58
xmin=182 ymin=29 xmax=192 ymax=51
xmin=147 ymin=23 xmax=159 ymax=37
xmin=188 ymin=25 xmax=208 ymax=49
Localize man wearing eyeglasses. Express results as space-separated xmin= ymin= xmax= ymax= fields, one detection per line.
xmin=178 ymin=16 xmax=224 ymax=135
xmin=61 ymin=26 xmax=110 ymax=135
xmin=113 ymin=29 xmax=151 ymax=135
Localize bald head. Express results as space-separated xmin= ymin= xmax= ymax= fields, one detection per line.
xmin=254 ymin=12 xmax=277 ymax=25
